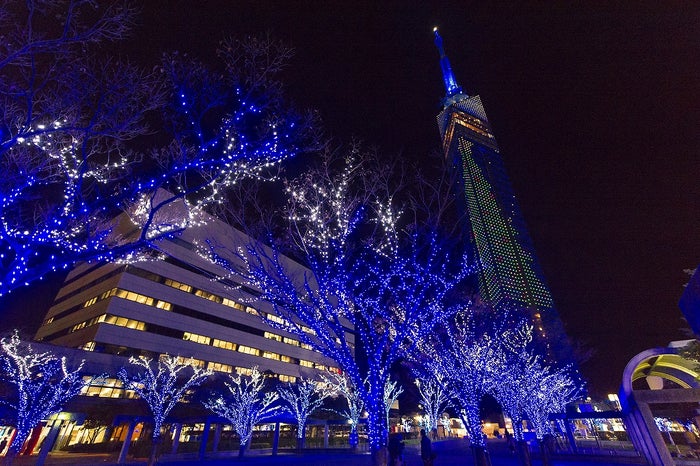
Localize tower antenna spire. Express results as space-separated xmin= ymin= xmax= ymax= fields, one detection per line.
xmin=433 ymin=27 xmax=463 ymax=98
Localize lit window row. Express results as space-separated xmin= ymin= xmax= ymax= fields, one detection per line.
xmin=164 ymin=278 xmax=192 ymax=293
xmin=81 ymin=377 xmax=137 ymax=399
xmin=175 ymin=356 xmax=205 ymax=368
xmin=132 ymin=268 xmax=342 ymax=341
xmin=208 ymin=361 xmax=233 ymax=373
xmin=212 ymin=338 xmax=236 ymax=351
xmin=71 ymin=313 xmax=146 ymax=333
xmin=238 ymin=345 xmax=260 ymax=356
xmin=73 ymin=287 xmax=338 ymax=374
xmin=183 ymin=332 xmax=211 ymax=345
xmin=100 ymin=287 xmax=173 ymax=310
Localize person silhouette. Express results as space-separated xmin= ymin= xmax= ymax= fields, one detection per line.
xmin=420 ymin=428 xmax=435 ymax=466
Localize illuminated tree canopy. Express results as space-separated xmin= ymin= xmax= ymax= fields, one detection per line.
xmin=0 ymin=331 xmax=89 ymax=463
xmin=205 ymin=148 xmax=469 ymax=465
xmin=117 ymin=355 xmax=211 ymax=466
xmin=279 ymin=377 xmax=332 ymax=447
xmin=203 ymin=366 xmax=282 ymax=457
xmin=0 ymin=0 xmax=312 ymax=297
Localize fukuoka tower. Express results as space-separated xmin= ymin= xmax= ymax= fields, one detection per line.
xmin=433 ymin=28 xmax=575 ymax=366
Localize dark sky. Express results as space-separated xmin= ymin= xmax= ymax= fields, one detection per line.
xmin=2 ymin=2 xmax=698 ymax=397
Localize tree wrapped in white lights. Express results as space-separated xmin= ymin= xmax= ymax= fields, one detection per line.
xmin=209 ymin=149 xmax=469 ymax=466
xmin=117 ymin=355 xmax=212 ymax=466
xmin=320 ymin=370 xmax=364 ymax=447
xmin=0 ymin=0 xmax=312 ymax=298
xmin=383 ymin=378 xmax=404 ymax=432
xmin=0 ymin=331 xmax=89 ymax=465
xmin=415 ymin=373 xmax=451 ymax=433
xmin=519 ymin=360 xmax=581 ymax=466
xmin=278 ymin=377 xmax=332 ymax=449
xmin=521 ymin=362 xmax=581 ymax=440
xmin=203 ymin=367 xmax=282 ymax=457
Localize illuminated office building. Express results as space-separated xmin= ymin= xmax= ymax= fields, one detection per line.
xmin=35 ymin=212 xmax=345 ymax=382
xmin=433 ymin=28 xmax=573 ymax=363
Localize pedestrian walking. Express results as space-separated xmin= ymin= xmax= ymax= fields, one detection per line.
xmin=421 ymin=428 xmax=436 ymax=466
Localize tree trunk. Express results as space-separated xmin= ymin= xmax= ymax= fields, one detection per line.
xmin=471 ymin=445 xmax=492 ymax=466
xmin=148 ymin=435 xmax=161 ymax=466
xmin=238 ymin=430 xmax=247 ymax=458
xmin=516 ymin=440 xmax=531 ymax=466
xmin=349 ymin=429 xmax=359 ymax=450
xmin=297 ymin=423 xmax=306 ymax=452
xmin=367 ymin=402 xmax=388 ymax=466
xmin=539 ymin=436 xmax=552 ymax=466
xmin=371 ymin=445 xmax=387 ymax=466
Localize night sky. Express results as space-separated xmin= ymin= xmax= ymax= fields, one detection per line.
xmin=2 ymin=2 xmax=698 ymax=397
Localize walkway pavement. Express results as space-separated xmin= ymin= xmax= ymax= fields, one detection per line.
xmin=4 ymin=438 xmax=651 ymax=466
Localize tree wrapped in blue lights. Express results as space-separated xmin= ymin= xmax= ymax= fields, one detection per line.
xmin=203 ymin=366 xmax=282 ymax=457
xmin=320 ymin=370 xmax=365 ymax=448
xmin=491 ymin=349 xmax=534 ymax=444
xmin=0 ymin=331 xmax=89 ymax=465
xmin=419 ymin=312 xmax=531 ymax=466
xmin=117 ymin=355 xmax=212 ymax=466
xmin=209 ymin=149 xmax=469 ymax=465
xmin=0 ymin=1 xmax=311 ymax=297
xmin=278 ymin=377 xmax=332 ymax=449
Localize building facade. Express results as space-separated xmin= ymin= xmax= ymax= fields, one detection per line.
xmin=433 ymin=28 xmax=574 ymax=364
xmin=34 ymin=213 xmax=346 ymax=383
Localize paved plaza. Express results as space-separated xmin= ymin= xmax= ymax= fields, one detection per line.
xmin=5 ymin=439 xmax=655 ymax=466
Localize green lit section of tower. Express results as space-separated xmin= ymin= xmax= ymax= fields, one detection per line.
xmin=433 ymin=28 xmax=573 ymax=363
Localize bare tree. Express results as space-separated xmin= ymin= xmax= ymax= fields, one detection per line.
xmin=117 ymin=355 xmax=212 ymax=466
xmin=206 ymin=147 xmax=469 ymax=466
xmin=278 ymin=377 xmax=332 ymax=449
xmin=320 ymin=370 xmax=364 ymax=448
xmin=0 ymin=1 xmax=313 ymax=297
xmin=415 ymin=373 xmax=451 ymax=433
xmin=383 ymin=378 xmax=403 ymax=433
xmin=203 ymin=366 xmax=282 ymax=457
xmin=0 ymin=331 xmax=89 ymax=465
xmin=521 ymin=361 xmax=581 ymax=440
xmin=420 ymin=312 xmax=530 ymax=466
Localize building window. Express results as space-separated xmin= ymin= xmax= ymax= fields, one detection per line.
xmin=212 ymin=339 xmax=236 ymax=351
xmin=283 ymin=337 xmax=299 ymax=347
xmin=175 ymin=356 xmax=205 ymax=368
xmin=195 ymin=289 xmax=222 ymax=303
xmin=238 ymin=345 xmax=260 ymax=357
xmin=80 ymin=341 xmax=96 ymax=352
xmin=164 ymin=279 xmax=193 ymax=293
xmin=299 ymin=360 xmax=313 ymax=368
xmin=266 ymin=314 xmax=287 ymax=326
xmin=264 ymin=332 xmax=282 ymax=342
xmin=81 ymin=377 xmax=135 ymax=399
xmin=208 ymin=362 xmax=233 ymax=373
xmin=83 ymin=297 xmax=98 ymax=308
xmin=183 ymin=332 xmax=211 ymax=346
xmin=156 ymin=300 xmax=172 ymax=311
xmin=262 ymin=351 xmax=280 ymax=360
